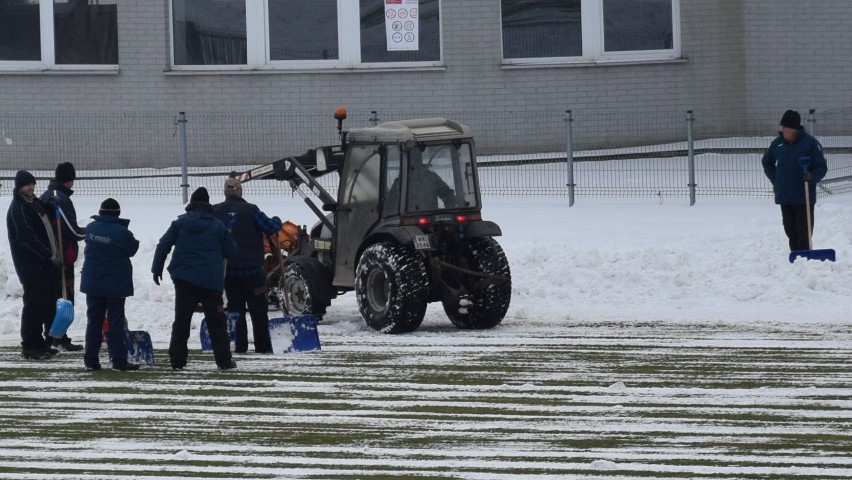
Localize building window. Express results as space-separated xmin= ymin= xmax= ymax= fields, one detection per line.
xmin=170 ymin=0 xmax=443 ymax=70
xmin=501 ymin=0 xmax=679 ymax=64
xmin=0 ymin=0 xmax=118 ymax=69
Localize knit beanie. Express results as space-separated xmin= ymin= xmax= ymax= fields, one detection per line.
xmin=780 ymin=110 xmax=801 ymax=129
xmin=55 ymin=162 xmax=76 ymax=183
xmin=190 ymin=187 xmax=210 ymax=203
xmin=99 ymin=198 xmax=121 ymax=216
xmin=224 ymin=177 xmax=243 ymax=198
xmin=14 ymin=170 xmax=36 ymax=190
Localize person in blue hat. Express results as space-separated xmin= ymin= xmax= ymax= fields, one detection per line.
xmin=6 ymin=170 xmax=62 ymax=360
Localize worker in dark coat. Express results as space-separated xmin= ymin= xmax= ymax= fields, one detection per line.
xmin=80 ymin=198 xmax=140 ymax=371
xmin=151 ymin=187 xmax=239 ymax=371
xmin=761 ymin=110 xmax=828 ymax=251
xmin=213 ymin=177 xmax=282 ymax=353
xmin=6 ymin=170 xmax=62 ymax=360
xmin=40 ymin=161 xmax=86 ymax=351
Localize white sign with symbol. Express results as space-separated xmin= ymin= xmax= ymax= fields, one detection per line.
xmin=385 ymin=0 xmax=418 ymax=51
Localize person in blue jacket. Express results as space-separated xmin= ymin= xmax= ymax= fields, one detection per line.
xmin=151 ymin=187 xmax=239 ymax=371
xmin=761 ymin=110 xmax=828 ymax=251
xmin=80 ymin=198 xmax=140 ymax=371
xmin=212 ymin=177 xmax=282 ymax=354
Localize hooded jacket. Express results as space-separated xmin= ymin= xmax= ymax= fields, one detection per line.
xmin=80 ymin=215 xmax=140 ymax=298
xmin=761 ymin=127 xmax=828 ymax=205
xmin=151 ymin=202 xmax=238 ymax=291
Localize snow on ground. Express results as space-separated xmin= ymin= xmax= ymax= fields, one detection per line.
xmin=1 ymin=190 xmax=849 ymax=348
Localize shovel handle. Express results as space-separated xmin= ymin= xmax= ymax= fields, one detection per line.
xmin=53 ymin=202 xmax=68 ymax=300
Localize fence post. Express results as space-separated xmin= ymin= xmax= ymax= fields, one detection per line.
xmin=178 ymin=112 xmax=189 ymax=204
xmin=807 ymin=109 xmax=816 ymax=138
xmin=686 ymin=110 xmax=696 ymax=206
xmin=369 ymin=110 xmax=379 ymax=127
xmin=564 ymin=110 xmax=575 ymax=207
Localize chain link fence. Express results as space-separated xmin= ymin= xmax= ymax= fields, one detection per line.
xmin=1 ymin=108 xmax=850 ymax=201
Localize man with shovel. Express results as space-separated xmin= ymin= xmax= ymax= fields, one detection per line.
xmin=761 ymin=110 xmax=827 ymax=252
xmin=40 ymin=162 xmax=86 ymax=351
xmin=6 ymin=170 xmax=62 ymax=360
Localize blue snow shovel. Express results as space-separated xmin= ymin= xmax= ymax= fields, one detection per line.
xmin=789 ymin=157 xmax=836 ymax=263
xmin=49 ymin=204 xmax=74 ymax=338
xmin=103 ymin=315 xmax=154 ymax=365
xmin=265 ymin=233 xmax=320 ymax=354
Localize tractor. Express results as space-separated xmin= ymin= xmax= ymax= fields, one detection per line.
xmin=237 ymin=109 xmax=511 ymax=333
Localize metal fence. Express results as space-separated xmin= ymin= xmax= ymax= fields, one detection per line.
xmin=1 ymin=108 xmax=850 ymax=201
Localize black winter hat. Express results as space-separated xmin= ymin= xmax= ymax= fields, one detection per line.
xmin=55 ymin=162 xmax=76 ymax=183
xmin=14 ymin=170 xmax=36 ymax=190
xmin=190 ymin=187 xmax=210 ymax=203
xmin=99 ymin=197 xmax=121 ymax=216
xmin=780 ymin=110 xmax=801 ymax=129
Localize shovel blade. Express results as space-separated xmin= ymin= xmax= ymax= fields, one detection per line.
xmin=788 ymin=248 xmax=836 ymax=263
xmin=49 ymin=299 xmax=74 ymax=338
xmin=126 ymin=331 xmax=154 ymax=365
xmin=199 ymin=313 xmax=238 ymax=352
xmin=269 ymin=315 xmax=320 ymax=354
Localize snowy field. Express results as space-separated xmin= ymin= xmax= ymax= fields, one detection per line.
xmin=1 ymin=187 xmax=851 ymax=479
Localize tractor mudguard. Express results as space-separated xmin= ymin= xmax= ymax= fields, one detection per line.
xmin=284 ymin=255 xmax=335 ymax=303
xmin=460 ymin=220 xmax=502 ymax=238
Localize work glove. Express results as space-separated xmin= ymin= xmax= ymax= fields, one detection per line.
xmin=153 ymin=273 xmax=161 ymax=286
xmin=802 ymin=171 xmax=812 ymax=181
xmin=49 ymin=256 xmax=62 ymax=267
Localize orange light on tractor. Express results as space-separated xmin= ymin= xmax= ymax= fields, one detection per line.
xmin=334 ymin=107 xmax=348 ymax=121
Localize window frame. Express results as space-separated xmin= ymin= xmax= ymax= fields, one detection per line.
xmin=500 ymin=0 xmax=681 ymax=66
xmin=0 ymin=0 xmax=119 ymax=72
xmin=169 ymin=0 xmax=444 ymax=71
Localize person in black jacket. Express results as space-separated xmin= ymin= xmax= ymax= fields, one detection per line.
xmin=6 ymin=170 xmax=62 ymax=360
xmin=152 ymin=187 xmax=239 ymax=371
xmin=80 ymin=198 xmax=140 ymax=371
xmin=761 ymin=110 xmax=828 ymax=251
xmin=40 ymin=161 xmax=85 ymax=351
xmin=213 ymin=177 xmax=282 ymax=353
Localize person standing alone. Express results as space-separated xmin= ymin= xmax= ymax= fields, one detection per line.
xmin=80 ymin=198 xmax=140 ymax=371
xmin=40 ymin=161 xmax=86 ymax=351
xmin=213 ymin=177 xmax=282 ymax=354
xmin=6 ymin=170 xmax=62 ymax=360
xmin=761 ymin=110 xmax=828 ymax=252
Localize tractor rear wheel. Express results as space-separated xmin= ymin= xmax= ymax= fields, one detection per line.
xmin=355 ymin=242 xmax=428 ymax=333
xmin=442 ymin=237 xmax=511 ymax=329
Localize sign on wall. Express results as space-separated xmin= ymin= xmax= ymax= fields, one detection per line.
xmin=384 ymin=0 xmax=419 ymax=51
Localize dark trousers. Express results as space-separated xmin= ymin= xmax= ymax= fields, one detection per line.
xmin=781 ymin=204 xmax=815 ymax=252
xmin=170 ymin=279 xmax=232 ymax=369
xmin=84 ymin=296 xmax=128 ymax=369
xmin=21 ymin=275 xmax=60 ymax=353
xmin=225 ymin=273 xmax=272 ymax=353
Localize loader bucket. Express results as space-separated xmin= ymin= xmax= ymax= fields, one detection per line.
xmin=264 ymin=221 xmax=301 ymax=253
